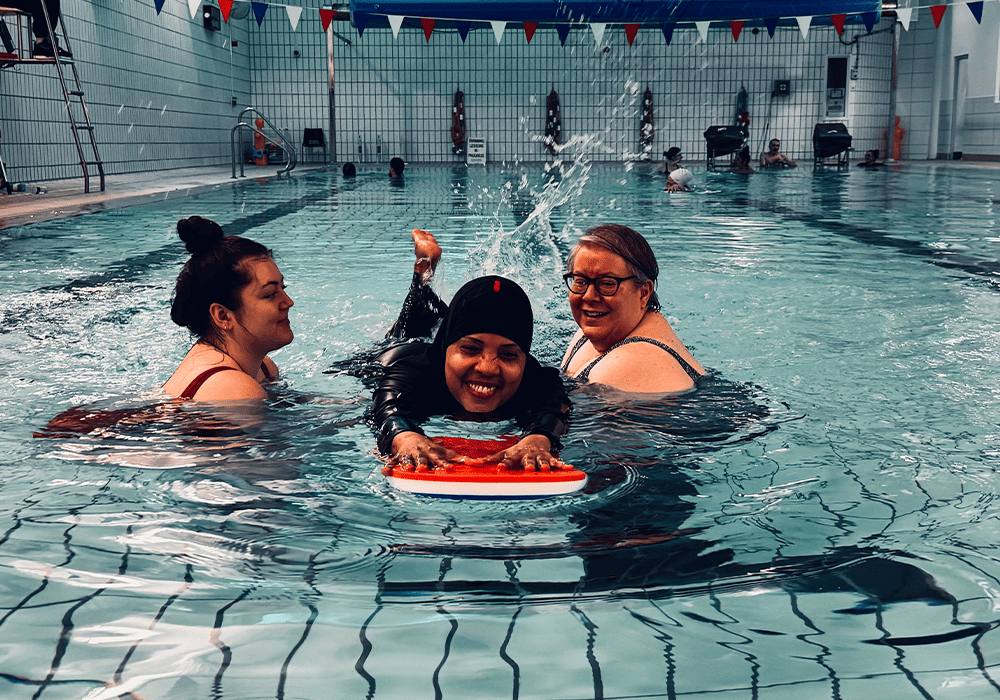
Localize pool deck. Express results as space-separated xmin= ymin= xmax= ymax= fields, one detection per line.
xmin=0 ymin=163 xmax=330 ymax=229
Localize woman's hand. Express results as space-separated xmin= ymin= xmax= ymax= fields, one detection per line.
xmin=487 ymin=434 xmax=570 ymax=472
xmin=388 ymin=431 xmax=464 ymax=470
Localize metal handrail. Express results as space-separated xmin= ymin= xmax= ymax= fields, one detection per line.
xmin=231 ymin=107 xmax=297 ymax=179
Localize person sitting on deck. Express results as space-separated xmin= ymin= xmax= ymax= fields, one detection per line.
xmin=6 ymin=0 xmax=70 ymax=57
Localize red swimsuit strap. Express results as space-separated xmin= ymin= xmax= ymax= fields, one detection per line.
xmin=179 ymin=366 xmax=238 ymax=399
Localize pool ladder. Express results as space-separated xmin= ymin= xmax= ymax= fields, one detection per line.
xmin=231 ymin=108 xmax=297 ymax=179
xmin=0 ymin=5 xmax=105 ymax=193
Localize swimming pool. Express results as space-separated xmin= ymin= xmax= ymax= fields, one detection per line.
xmin=4 ymin=159 xmax=1000 ymax=699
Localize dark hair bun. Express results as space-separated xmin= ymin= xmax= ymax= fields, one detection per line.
xmin=177 ymin=216 xmax=225 ymax=256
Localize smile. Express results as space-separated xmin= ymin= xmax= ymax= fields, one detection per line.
xmin=582 ymin=310 xmax=609 ymax=318
xmin=467 ymin=382 xmax=499 ymax=397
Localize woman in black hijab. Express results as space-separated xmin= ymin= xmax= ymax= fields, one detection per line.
xmin=370 ymin=231 xmax=570 ymax=471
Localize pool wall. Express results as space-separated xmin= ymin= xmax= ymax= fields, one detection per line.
xmin=1 ymin=4 xmax=998 ymax=186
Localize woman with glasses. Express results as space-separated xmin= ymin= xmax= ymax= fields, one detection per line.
xmin=560 ymin=224 xmax=704 ymax=393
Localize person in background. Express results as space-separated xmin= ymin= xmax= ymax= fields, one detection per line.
xmin=7 ymin=0 xmax=70 ymax=57
xmin=162 ymin=217 xmax=294 ymax=401
xmin=731 ymin=146 xmax=755 ymax=174
xmin=342 ymin=162 xmax=356 ymax=177
xmin=655 ymin=146 xmax=682 ymax=174
xmin=759 ymin=138 xmax=797 ymax=168
xmin=857 ymin=149 xmax=885 ymax=167
xmin=665 ymin=167 xmax=693 ymax=192
xmin=370 ymin=230 xmax=570 ymax=471
xmin=561 ymin=223 xmax=705 ymax=394
xmin=389 ymin=157 xmax=405 ymax=178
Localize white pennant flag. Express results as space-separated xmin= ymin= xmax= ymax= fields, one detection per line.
xmin=695 ymin=21 xmax=709 ymax=43
xmin=796 ymin=15 xmax=812 ymax=39
xmin=388 ymin=15 xmax=404 ymax=38
xmin=491 ymin=20 xmax=506 ymax=43
xmin=187 ymin=0 xmax=200 ymax=19
xmin=285 ymin=5 xmax=301 ymax=31
xmin=590 ymin=22 xmax=606 ymax=45
xmin=896 ymin=8 xmax=912 ymax=31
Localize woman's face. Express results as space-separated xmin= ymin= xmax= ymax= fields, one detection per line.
xmin=445 ymin=333 xmax=526 ymax=413
xmin=568 ymin=244 xmax=652 ymax=352
xmin=233 ymin=257 xmax=294 ymax=354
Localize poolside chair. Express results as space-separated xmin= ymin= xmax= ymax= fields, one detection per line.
xmin=704 ymin=124 xmax=747 ymax=169
xmin=813 ymin=123 xmax=852 ymax=167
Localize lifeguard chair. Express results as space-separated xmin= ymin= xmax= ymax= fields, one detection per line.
xmin=704 ymin=124 xmax=747 ymax=169
xmin=0 ymin=4 xmax=104 ymax=191
xmin=813 ymin=123 xmax=852 ymax=167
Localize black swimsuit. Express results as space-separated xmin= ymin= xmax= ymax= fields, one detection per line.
xmin=561 ymin=335 xmax=702 ymax=383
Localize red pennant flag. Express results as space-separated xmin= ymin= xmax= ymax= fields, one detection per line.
xmin=730 ymin=20 xmax=744 ymax=42
xmin=319 ymin=8 xmax=335 ymax=32
xmin=524 ymin=21 xmax=538 ymax=44
xmin=421 ymin=17 xmax=435 ymax=42
xmin=931 ymin=5 xmax=947 ymax=27
xmin=624 ymin=23 xmax=640 ymax=46
xmin=830 ymin=14 xmax=846 ymax=35
xmin=218 ymin=0 xmax=232 ymax=22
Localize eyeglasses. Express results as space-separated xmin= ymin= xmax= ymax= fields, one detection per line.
xmin=563 ymin=273 xmax=637 ymax=296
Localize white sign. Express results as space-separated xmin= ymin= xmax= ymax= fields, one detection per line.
xmin=467 ymin=138 xmax=486 ymax=165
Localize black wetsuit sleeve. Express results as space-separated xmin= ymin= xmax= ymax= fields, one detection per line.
xmin=385 ymin=272 xmax=449 ymax=340
xmin=371 ymin=352 xmax=437 ymax=455
xmin=514 ymin=361 xmax=572 ymax=451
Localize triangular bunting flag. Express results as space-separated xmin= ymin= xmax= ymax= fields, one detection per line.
xmin=931 ymin=5 xmax=947 ymax=28
xmin=896 ymin=7 xmax=912 ymax=30
xmin=730 ymin=20 xmax=744 ymax=42
xmin=154 ymin=0 xmax=165 ymax=14
xmin=251 ymin=1 xmax=267 ymax=27
xmin=285 ymin=5 xmax=301 ymax=31
xmin=388 ymin=15 xmax=404 ymax=38
xmin=861 ymin=12 xmax=877 ymax=33
xmin=695 ymin=21 xmax=709 ymax=43
xmin=456 ymin=21 xmax=470 ymax=42
xmin=319 ymin=8 xmax=335 ymax=32
xmin=421 ymin=17 xmax=435 ymax=42
xmin=830 ymin=14 xmax=846 ymax=35
xmin=187 ymin=0 xmax=199 ymax=20
xmin=968 ymin=1 xmax=983 ymax=23
xmin=557 ymin=24 xmax=571 ymax=45
xmin=353 ymin=11 xmax=368 ymax=35
xmin=624 ymin=23 xmax=639 ymax=46
xmin=218 ymin=0 xmax=232 ymax=22
xmin=796 ymin=15 xmax=811 ymax=39
xmin=524 ymin=21 xmax=537 ymax=44
xmin=764 ymin=17 xmax=778 ymax=38
xmin=591 ymin=22 xmax=606 ymax=45
xmin=491 ymin=20 xmax=506 ymax=43
xmin=661 ymin=22 xmax=675 ymax=45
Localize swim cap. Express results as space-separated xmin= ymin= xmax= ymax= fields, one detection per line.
xmin=431 ymin=276 xmax=534 ymax=359
xmin=671 ymin=168 xmax=693 ymax=186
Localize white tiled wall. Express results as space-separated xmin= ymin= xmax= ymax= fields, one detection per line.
xmin=9 ymin=6 xmax=1000 ymax=187
xmin=1 ymin=0 xmax=251 ymax=186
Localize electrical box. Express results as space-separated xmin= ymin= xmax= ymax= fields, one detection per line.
xmin=203 ymin=5 xmax=221 ymax=31
xmin=773 ymin=79 xmax=791 ymax=96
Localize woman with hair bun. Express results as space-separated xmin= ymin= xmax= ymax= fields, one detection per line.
xmin=561 ymin=223 xmax=704 ymax=394
xmin=162 ymin=216 xmax=294 ymax=401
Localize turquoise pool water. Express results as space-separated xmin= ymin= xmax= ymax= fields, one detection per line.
xmin=3 ymin=161 xmax=1000 ymax=699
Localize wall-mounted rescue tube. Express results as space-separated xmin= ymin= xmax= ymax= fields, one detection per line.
xmin=735 ymin=85 xmax=750 ymax=133
xmin=640 ymin=86 xmax=654 ymax=156
xmin=451 ymin=88 xmax=466 ymax=155
xmin=545 ymin=87 xmax=561 ymax=156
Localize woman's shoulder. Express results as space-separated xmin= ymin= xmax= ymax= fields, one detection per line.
xmin=163 ymin=345 xmax=265 ymax=401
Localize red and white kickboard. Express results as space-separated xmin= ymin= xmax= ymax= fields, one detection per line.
xmin=382 ymin=436 xmax=586 ymax=499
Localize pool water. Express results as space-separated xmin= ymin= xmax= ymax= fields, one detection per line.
xmin=3 ymin=160 xmax=1000 ymax=699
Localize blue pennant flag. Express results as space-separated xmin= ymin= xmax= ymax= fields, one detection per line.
xmin=556 ymin=24 xmax=570 ymax=46
xmin=661 ymin=22 xmax=675 ymax=45
xmin=251 ymin=1 xmax=267 ymax=26
xmin=968 ymin=1 xmax=984 ymax=24
xmin=154 ymin=0 xmax=165 ymax=14
xmin=354 ymin=11 xmax=369 ymax=36
xmin=764 ymin=17 xmax=778 ymax=37
xmin=456 ymin=21 xmax=470 ymax=42
xmin=861 ymin=12 xmax=878 ymax=33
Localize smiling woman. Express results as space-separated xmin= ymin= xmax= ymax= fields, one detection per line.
xmin=561 ymin=223 xmax=704 ymax=394
xmin=369 ymin=230 xmax=571 ymax=471
xmin=160 ymin=216 xmax=294 ymax=401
